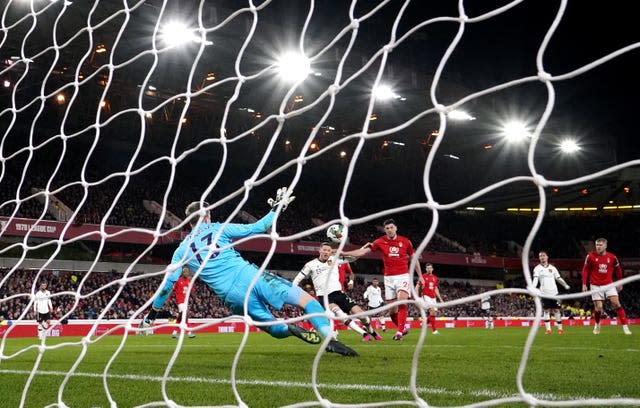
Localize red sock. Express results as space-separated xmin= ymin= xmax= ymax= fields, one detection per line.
xmin=428 ymin=315 xmax=436 ymax=331
xmin=390 ymin=312 xmax=398 ymax=327
xmin=594 ymin=310 xmax=601 ymax=324
xmin=397 ymin=305 xmax=407 ymax=333
xmin=616 ymin=307 xmax=628 ymax=325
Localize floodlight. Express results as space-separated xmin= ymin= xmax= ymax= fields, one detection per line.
xmin=448 ymin=110 xmax=475 ymax=121
xmin=559 ymin=139 xmax=580 ymax=153
xmin=373 ymin=84 xmax=397 ymax=100
xmin=160 ymin=21 xmax=212 ymax=47
xmin=501 ymin=121 xmax=530 ymax=143
xmin=277 ymin=52 xmax=311 ymax=82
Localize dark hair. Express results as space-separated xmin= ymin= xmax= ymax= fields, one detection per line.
xmin=538 ymin=250 xmax=548 ymax=256
xmin=382 ymin=218 xmax=396 ymax=226
xmin=425 ymin=263 xmax=433 ymax=267
xmin=320 ymin=242 xmax=334 ymax=247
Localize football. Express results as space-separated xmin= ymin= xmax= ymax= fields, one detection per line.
xmin=326 ymin=223 xmax=344 ymax=243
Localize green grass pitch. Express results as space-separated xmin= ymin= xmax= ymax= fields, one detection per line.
xmin=0 ymin=327 xmax=638 ymax=407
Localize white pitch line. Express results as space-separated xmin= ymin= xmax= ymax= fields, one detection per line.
xmin=0 ymin=368 xmax=629 ymax=402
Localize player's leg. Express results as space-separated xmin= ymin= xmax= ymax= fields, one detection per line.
xmin=591 ymin=286 xmax=604 ymax=334
xmin=608 ymin=294 xmax=631 ymax=335
xmin=553 ymin=304 xmax=564 ymax=334
xmin=383 ymin=276 xmax=399 ymax=330
xmin=36 ymin=315 xmax=44 ymax=340
xmin=330 ymin=303 xmax=368 ymax=339
xmin=543 ymin=307 xmax=552 ymax=334
xmin=330 ymin=291 xmax=371 ymax=338
xmin=350 ymin=305 xmax=382 ymax=340
xmin=429 ymin=307 xmax=439 ymax=334
xmin=172 ymin=303 xmax=195 ymax=339
xmin=395 ymin=283 xmax=411 ymax=339
xmin=142 ymin=267 xmax=181 ymax=329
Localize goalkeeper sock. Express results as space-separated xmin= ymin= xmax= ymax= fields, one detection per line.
xmin=615 ymin=307 xmax=628 ymax=325
xmin=397 ymin=304 xmax=407 ymax=333
xmin=304 ymin=301 xmax=331 ymax=339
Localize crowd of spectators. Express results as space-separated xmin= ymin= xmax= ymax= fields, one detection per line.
xmin=3 ymin=146 xmax=640 ymax=261
xmin=1 ymin=268 xmax=637 ymax=325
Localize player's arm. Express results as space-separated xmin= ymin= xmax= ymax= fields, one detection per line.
xmin=531 ymin=268 xmax=539 ymax=289
xmin=342 ymin=244 xmax=372 ymax=258
xmin=346 ymin=264 xmax=355 ymax=290
xmin=414 ymin=278 xmax=422 ymax=293
xmin=435 ymin=286 xmax=443 ymax=303
xmin=553 ymin=268 xmax=570 ymax=290
xmin=292 ymin=264 xmax=310 ymax=287
xmin=613 ymin=257 xmax=624 ymax=291
xmin=581 ymin=255 xmax=590 ymax=292
xmin=48 ymin=297 xmax=53 ymax=313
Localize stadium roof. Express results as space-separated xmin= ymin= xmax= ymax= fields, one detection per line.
xmin=1 ymin=0 xmax=638 ymax=214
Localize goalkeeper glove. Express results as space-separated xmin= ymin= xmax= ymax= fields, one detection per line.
xmin=267 ymin=187 xmax=295 ymax=211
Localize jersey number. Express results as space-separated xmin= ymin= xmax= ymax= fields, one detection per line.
xmin=190 ymin=233 xmax=218 ymax=264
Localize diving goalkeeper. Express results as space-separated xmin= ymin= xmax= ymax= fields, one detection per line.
xmin=140 ymin=187 xmax=358 ymax=356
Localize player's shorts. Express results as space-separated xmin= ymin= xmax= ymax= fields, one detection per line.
xmin=225 ymin=266 xmax=293 ymax=324
xmin=325 ymin=291 xmax=358 ymax=313
xmin=384 ymin=273 xmax=411 ymax=300
xmin=542 ymin=297 xmax=561 ymax=309
xmin=589 ymin=284 xmax=618 ymax=301
xmin=421 ymin=295 xmax=438 ymax=310
xmin=367 ymin=303 xmax=384 ymax=311
xmin=37 ymin=312 xmax=51 ymax=322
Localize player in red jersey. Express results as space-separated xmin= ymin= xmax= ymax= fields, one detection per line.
xmin=581 ymin=238 xmax=631 ymax=335
xmin=344 ymin=219 xmax=422 ymax=341
xmin=172 ymin=266 xmax=196 ymax=338
xmin=415 ymin=263 xmax=444 ymax=334
xmin=333 ymin=248 xmax=355 ymax=291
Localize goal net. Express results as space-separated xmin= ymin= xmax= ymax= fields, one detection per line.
xmin=1 ymin=0 xmax=639 ymax=406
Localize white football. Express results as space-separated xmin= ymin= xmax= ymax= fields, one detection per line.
xmin=326 ymin=224 xmax=344 ymax=243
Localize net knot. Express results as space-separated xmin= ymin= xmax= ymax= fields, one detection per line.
xmin=328 ymin=84 xmax=339 ymax=95
xmin=537 ymin=71 xmax=552 ymax=82
xmin=435 ymin=103 xmax=447 ymax=113
xmin=350 ymin=19 xmax=360 ymax=30
xmin=276 ymin=114 xmax=286 ymax=123
xmin=533 ymin=174 xmax=548 ymax=187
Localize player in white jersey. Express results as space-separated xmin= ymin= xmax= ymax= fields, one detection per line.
xmin=293 ymin=243 xmax=381 ymax=341
xmin=480 ymin=291 xmax=494 ymax=329
xmin=363 ymin=278 xmax=387 ymax=331
xmin=532 ymin=251 xmax=570 ymax=334
xmin=33 ymin=282 xmax=53 ymax=340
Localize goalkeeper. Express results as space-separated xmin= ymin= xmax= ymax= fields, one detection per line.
xmin=141 ymin=187 xmax=358 ymax=357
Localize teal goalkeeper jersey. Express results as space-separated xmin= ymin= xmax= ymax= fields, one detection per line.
xmin=170 ymin=211 xmax=276 ymax=302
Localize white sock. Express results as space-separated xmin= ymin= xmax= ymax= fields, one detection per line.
xmin=332 ymin=307 xmax=366 ymax=335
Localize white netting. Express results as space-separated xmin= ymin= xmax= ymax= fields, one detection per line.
xmin=1 ymin=0 xmax=640 ymax=407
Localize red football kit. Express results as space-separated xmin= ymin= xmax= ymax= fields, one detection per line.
xmin=338 ymin=262 xmax=353 ymax=290
xmin=174 ymin=276 xmax=193 ymax=305
xmin=370 ymin=235 xmax=415 ymax=276
xmin=420 ymin=273 xmax=439 ymax=298
xmin=581 ymin=251 xmax=623 ymax=287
